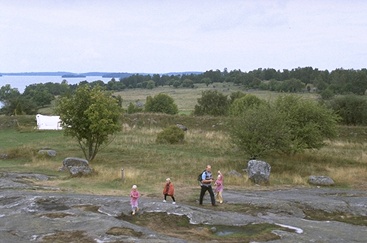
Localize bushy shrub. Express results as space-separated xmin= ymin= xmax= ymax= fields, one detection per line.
xmin=229 ymin=95 xmax=340 ymax=157
xmin=127 ymin=102 xmax=143 ymax=114
xmin=229 ymin=94 xmax=266 ymax=116
xmin=229 ymin=104 xmax=291 ymax=158
xmin=145 ymin=93 xmax=178 ymax=115
xmin=194 ymin=90 xmax=229 ymax=116
xmin=327 ymin=95 xmax=367 ymax=125
xmin=274 ymin=95 xmax=340 ymax=152
xmin=156 ymin=125 xmax=185 ymax=144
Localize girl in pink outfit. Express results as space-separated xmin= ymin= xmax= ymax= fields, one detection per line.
xmin=130 ymin=185 xmax=140 ymax=215
xmin=214 ymin=171 xmax=224 ymax=204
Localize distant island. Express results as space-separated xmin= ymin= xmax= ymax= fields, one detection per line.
xmin=61 ymin=74 xmax=86 ymax=78
xmin=0 ymin=71 xmax=202 ymax=78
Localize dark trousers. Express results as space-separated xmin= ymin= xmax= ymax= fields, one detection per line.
xmin=164 ymin=194 xmax=175 ymax=202
xmin=199 ymin=185 xmax=215 ymax=205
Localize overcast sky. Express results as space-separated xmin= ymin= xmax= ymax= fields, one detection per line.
xmin=1 ymin=0 xmax=367 ymax=73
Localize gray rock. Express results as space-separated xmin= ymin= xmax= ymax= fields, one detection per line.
xmin=38 ymin=149 xmax=57 ymax=157
xmin=176 ymin=123 xmax=188 ymax=131
xmin=247 ymin=160 xmax=271 ymax=185
xmin=308 ymin=175 xmax=335 ymax=186
xmin=228 ymin=170 xmax=242 ymax=177
xmin=0 ymin=153 xmax=8 ymax=159
xmin=61 ymin=157 xmax=93 ymax=176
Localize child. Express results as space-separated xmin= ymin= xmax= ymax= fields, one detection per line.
xmin=163 ymin=178 xmax=176 ymax=204
xmin=215 ymin=171 xmax=224 ymax=204
xmin=130 ymin=184 xmax=140 ymax=215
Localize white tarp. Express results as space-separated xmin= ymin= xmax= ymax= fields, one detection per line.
xmin=36 ymin=114 xmax=62 ymax=130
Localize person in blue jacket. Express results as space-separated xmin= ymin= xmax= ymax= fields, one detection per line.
xmin=199 ymin=165 xmax=216 ymax=206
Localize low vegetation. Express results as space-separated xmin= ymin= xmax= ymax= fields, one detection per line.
xmin=0 ymin=113 xmax=366 ymax=201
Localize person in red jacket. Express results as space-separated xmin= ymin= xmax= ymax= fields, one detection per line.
xmin=163 ymin=178 xmax=176 ymax=204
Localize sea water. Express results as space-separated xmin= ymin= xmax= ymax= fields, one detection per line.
xmin=0 ymin=75 xmax=112 ymax=93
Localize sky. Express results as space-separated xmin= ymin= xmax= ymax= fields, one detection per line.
xmin=1 ymin=0 xmax=367 ymax=74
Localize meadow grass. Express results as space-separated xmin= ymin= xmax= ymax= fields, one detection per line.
xmin=1 ymin=115 xmax=367 ymax=201
xmin=38 ymin=82 xmax=319 ymax=115
xmin=113 ymin=83 xmax=319 ymax=114
xmin=1 ymin=87 xmax=365 ymax=199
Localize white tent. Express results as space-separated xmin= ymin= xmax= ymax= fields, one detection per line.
xmin=36 ymin=114 xmax=63 ymax=130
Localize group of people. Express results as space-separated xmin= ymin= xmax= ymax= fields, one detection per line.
xmin=199 ymin=164 xmax=223 ymax=206
xmin=129 ymin=164 xmax=223 ymax=215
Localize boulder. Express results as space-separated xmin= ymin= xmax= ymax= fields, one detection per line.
xmin=176 ymin=123 xmax=188 ymax=131
xmin=308 ymin=175 xmax=335 ymax=186
xmin=38 ymin=149 xmax=57 ymax=157
xmin=61 ymin=157 xmax=93 ymax=176
xmin=247 ymin=160 xmax=271 ymax=185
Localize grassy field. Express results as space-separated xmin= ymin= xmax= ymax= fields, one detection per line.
xmin=1 ymin=87 xmax=366 ymax=201
xmin=114 ymin=83 xmax=319 ymax=114
xmin=39 ymin=83 xmax=319 ymax=115
xmin=1 ymin=112 xmax=367 ymax=203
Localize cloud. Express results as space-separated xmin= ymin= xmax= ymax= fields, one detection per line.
xmin=1 ymin=0 xmax=367 ymax=73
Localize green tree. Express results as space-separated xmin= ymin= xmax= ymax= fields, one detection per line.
xmin=146 ymin=80 xmax=155 ymax=89
xmin=194 ymin=90 xmax=229 ymax=116
xmin=127 ymin=101 xmax=143 ymax=114
xmin=229 ymin=94 xmax=265 ymax=116
xmin=144 ymin=93 xmax=178 ymax=115
xmin=229 ymin=91 xmax=246 ymax=104
xmin=201 ymin=77 xmax=212 ymax=87
xmin=182 ymin=79 xmax=194 ymax=88
xmin=327 ymin=95 xmax=367 ymax=125
xmin=229 ymin=95 xmax=340 ymax=157
xmin=55 ymin=85 xmax=122 ymax=161
xmin=0 ymin=85 xmax=37 ymax=115
xmin=229 ymin=104 xmax=291 ymax=158
xmin=320 ymin=88 xmax=335 ymax=100
xmin=30 ymin=89 xmax=54 ymax=107
xmin=280 ymin=78 xmax=305 ymax=92
xmin=275 ymin=95 xmax=339 ymax=152
xmin=173 ymin=80 xmax=181 ymax=88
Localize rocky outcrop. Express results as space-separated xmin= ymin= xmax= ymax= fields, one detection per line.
xmin=0 ymin=172 xmax=367 ymax=242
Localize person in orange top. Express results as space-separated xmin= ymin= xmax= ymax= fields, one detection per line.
xmin=163 ymin=178 xmax=176 ymax=204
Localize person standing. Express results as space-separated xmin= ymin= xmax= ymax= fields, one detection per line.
xmin=130 ymin=185 xmax=140 ymax=215
xmin=199 ymin=165 xmax=216 ymax=206
xmin=215 ymin=170 xmax=224 ymax=204
xmin=163 ymin=178 xmax=176 ymax=204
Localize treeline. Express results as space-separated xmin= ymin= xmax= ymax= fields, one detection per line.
xmin=1 ymin=67 xmax=367 ymax=125
xmin=109 ymin=67 xmax=367 ymax=96
xmin=12 ymin=67 xmax=367 ymax=94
